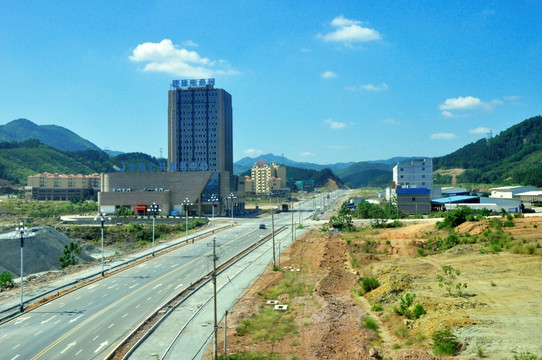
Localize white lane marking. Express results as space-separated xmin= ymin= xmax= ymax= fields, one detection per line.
xmin=12 ymin=343 xmax=21 ymax=350
xmin=75 ymin=296 xmax=81 ymax=300
xmin=87 ymin=284 xmax=98 ymax=290
xmin=92 ymin=335 xmax=99 ymax=341
xmin=41 ymin=315 xmax=57 ymax=324
xmin=69 ymin=314 xmax=84 ymax=323
xmin=108 ymin=323 xmax=114 ymax=329
xmin=75 ymin=349 xmax=82 ymax=356
xmin=107 ymin=285 xmax=117 ymax=289
xmin=146 ymin=297 xmax=152 ymax=301
xmin=135 ymin=304 xmax=140 ymax=309
xmin=60 ymin=341 xmax=76 ymax=354
xmin=14 ymin=316 xmax=31 ymax=325
xmin=122 ymin=313 xmax=128 ymax=318
xmin=10 ymin=355 xmax=20 ymax=360
xmin=175 ymin=283 xmax=183 ymax=290
xmin=54 ymin=319 xmax=62 ymax=324
xmin=34 ymin=330 xmax=42 ymax=336
xmin=58 ymin=303 xmax=66 ymax=308
xmin=129 ymin=283 xmax=139 ymax=289
xmin=88 ymin=301 xmax=94 ymax=306
xmin=137 ymin=263 xmax=147 ymax=268
xmin=94 ymin=341 xmax=108 ymax=353
xmin=152 ymin=284 xmax=162 ymax=290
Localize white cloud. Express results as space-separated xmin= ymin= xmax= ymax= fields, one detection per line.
xmin=430 ymin=133 xmax=457 ymax=140
xmin=326 ymin=145 xmax=349 ymax=149
xmin=299 ymin=151 xmax=315 ymax=157
xmin=469 ymin=127 xmax=491 ymax=134
xmin=184 ymin=40 xmax=198 ymax=47
xmin=439 ymin=96 xmax=503 ymax=117
xmin=129 ymin=39 xmax=238 ymax=78
xmin=317 ymin=15 xmax=382 ymax=44
xmin=381 ymin=118 xmax=399 ymax=125
xmin=345 ymin=82 xmax=388 ymax=92
xmin=243 ymin=149 xmax=263 ymax=157
xmin=439 ymin=96 xmax=491 ymax=111
xmin=324 ymin=118 xmax=346 ymax=129
xmin=321 ymin=71 xmax=338 ymax=79
xmin=504 ymin=95 xmax=521 ymax=102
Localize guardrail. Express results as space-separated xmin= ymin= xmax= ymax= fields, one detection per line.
xmin=0 ymin=224 xmax=231 ymax=324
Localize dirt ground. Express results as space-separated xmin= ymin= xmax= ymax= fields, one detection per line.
xmin=210 ymin=216 xmax=542 ymax=360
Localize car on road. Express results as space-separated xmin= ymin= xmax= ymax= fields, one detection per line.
xmin=259 ymin=224 xmax=266 ymax=229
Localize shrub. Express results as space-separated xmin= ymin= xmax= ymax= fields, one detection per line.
xmin=513 ymin=353 xmax=541 ymax=360
xmin=361 ymin=276 xmax=380 ymax=293
xmin=432 ymin=328 xmax=459 ymax=356
xmin=371 ymin=302 xmax=383 ymax=312
xmin=362 ymin=316 xmax=378 ymax=332
xmin=412 ymin=304 xmax=427 ymax=319
xmin=437 ymin=265 xmax=467 ymax=296
xmin=0 ymin=271 xmax=15 ymax=289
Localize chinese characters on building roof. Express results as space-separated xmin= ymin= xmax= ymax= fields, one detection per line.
xmin=171 ymin=78 xmax=215 ymax=90
xmin=113 ymin=161 xmax=167 ymax=172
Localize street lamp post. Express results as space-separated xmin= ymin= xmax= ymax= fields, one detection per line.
xmin=94 ymin=212 xmax=111 ymax=276
xmin=15 ymin=221 xmax=34 ymax=313
xmin=228 ymin=192 xmax=236 ymax=227
xmin=183 ymin=197 xmax=193 ymax=240
xmin=210 ymin=194 xmax=218 ymax=231
xmin=271 ymin=206 xmax=277 ymax=269
xmin=149 ymin=203 xmax=161 ymax=256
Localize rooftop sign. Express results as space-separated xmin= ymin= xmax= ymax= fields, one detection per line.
xmin=171 ymin=78 xmax=215 ymax=90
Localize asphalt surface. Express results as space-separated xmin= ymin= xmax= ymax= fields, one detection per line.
xmin=0 ymin=190 xmax=349 ymax=360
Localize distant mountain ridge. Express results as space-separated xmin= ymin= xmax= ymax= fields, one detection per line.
xmin=434 ymin=115 xmax=542 ymax=186
xmin=0 ymin=118 xmax=102 ymax=152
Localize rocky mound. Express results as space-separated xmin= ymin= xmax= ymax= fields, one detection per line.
xmin=0 ymin=226 xmax=95 ymax=276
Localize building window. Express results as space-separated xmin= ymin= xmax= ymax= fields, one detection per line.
xmin=412 ymin=197 xmax=416 ymax=201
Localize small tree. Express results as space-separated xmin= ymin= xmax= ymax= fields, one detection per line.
xmin=437 ymin=265 xmax=467 ymax=296
xmin=0 ymin=271 xmax=15 ymax=289
xmin=432 ymin=328 xmax=460 ymax=356
xmin=59 ymin=241 xmax=82 ymax=269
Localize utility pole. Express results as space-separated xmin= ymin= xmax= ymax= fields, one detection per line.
xmin=212 ymin=237 xmax=218 ymax=360
xmin=223 ymin=310 xmax=228 ymax=359
xmin=291 ymin=200 xmax=294 ymax=243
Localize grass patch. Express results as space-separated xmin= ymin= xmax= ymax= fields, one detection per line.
xmin=362 ymin=316 xmax=379 ymax=332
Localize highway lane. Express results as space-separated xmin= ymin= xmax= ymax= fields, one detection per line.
xmin=0 ymin=190 xmax=348 ymax=360
xmin=0 ymin=220 xmax=274 ymax=360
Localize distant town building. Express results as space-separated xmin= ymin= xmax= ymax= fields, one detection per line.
xmin=98 ymin=79 xmax=244 ymax=216
xmin=295 ymin=180 xmax=315 ymax=193
xmin=490 ymin=186 xmax=538 ymax=199
xmin=167 ymin=79 xmax=232 ymax=173
xmin=385 ymin=158 xmax=440 ymax=215
xmin=247 ymin=161 xmax=288 ymax=195
xmin=26 ymin=172 xmax=100 ymax=200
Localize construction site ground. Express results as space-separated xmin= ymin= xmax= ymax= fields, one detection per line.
xmin=211 ymin=216 xmax=542 ymax=360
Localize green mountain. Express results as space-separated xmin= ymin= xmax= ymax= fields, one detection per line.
xmin=0 ymin=118 xmax=102 ymax=152
xmin=434 ymin=115 xmax=542 ymax=186
xmin=0 ymin=140 xmax=166 ymax=186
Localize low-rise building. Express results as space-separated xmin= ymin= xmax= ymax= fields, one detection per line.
xmin=490 ymin=186 xmax=538 ymax=199
xmin=25 ymin=172 xmax=100 ymax=200
xmin=97 ymin=171 xmax=244 ymax=216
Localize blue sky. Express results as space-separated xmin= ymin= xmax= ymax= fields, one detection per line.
xmin=1 ymin=1 xmax=541 ymax=164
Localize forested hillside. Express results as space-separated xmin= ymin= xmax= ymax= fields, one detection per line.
xmin=0 ymin=140 xmax=164 ymax=185
xmin=0 ymin=118 xmax=101 ymax=152
xmin=434 ymin=115 xmax=542 ymax=186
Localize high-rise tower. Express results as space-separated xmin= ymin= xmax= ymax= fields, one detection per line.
xmin=167 ymin=79 xmax=233 ymax=173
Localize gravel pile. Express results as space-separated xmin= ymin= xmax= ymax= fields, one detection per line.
xmin=0 ymin=226 xmax=94 ymax=276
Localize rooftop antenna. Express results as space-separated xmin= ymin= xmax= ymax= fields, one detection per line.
xmin=159 ymin=147 xmax=163 ymax=159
